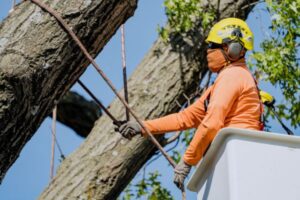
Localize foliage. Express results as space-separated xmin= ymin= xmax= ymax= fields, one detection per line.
xmin=171 ymin=150 xmax=181 ymax=164
xmin=249 ymin=0 xmax=300 ymax=127
xmin=181 ymin=129 xmax=194 ymax=147
xmin=120 ymin=171 xmax=174 ymax=200
xmin=158 ymin=0 xmax=215 ymax=42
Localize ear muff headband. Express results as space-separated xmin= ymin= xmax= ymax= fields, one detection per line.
xmin=226 ymin=28 xmax=244 ymax=61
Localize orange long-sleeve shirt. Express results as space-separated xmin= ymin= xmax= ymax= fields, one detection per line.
xmin=143 ymin=60 xmax=262 ymax=166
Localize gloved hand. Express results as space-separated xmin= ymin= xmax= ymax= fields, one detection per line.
xmin=114 ymin=121 xmax=142 ymax=139
xmin=173 ymin=159 xmax=191 ymax=190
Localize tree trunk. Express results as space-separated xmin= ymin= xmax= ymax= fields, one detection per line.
xmin=39 ymin=0 xmax=257 ymax=199
xmin=0 ymin=0 xmax=137 ymax=181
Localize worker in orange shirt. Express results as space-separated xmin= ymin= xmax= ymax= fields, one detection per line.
xmin=115 ymin=18 xmax=263 ymax=190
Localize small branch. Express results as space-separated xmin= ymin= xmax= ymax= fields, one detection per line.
xmin=145 ymin=135 xmax=181 ymax=168
xmin=175 ymin=100 xmax=183 ymax=108
xmin=164 ymin=131 xmax=182 ymax=145
xmin=241 ymin=1 xmax=263 ymax=10
xmin=183 ymin=93 xmax=191 ymax=106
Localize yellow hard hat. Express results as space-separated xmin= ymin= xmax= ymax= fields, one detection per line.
xmin=206 ymin=18 xmax=254 ymax=50
xmin=259 ymin=90 xmax=275 ymax=106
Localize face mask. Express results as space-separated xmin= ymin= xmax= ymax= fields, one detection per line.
xmin=206 ymin=49 xmax=229 ymax=73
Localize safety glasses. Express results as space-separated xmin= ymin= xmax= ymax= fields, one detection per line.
xmin=207 ymin=43 xmax=223 ymax=49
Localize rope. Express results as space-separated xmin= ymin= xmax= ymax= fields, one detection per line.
xmin=50 ymin=105 xmax=66 ymax=179
xmin=50 ymin=106 xmax=57 ymax=179
xmin=26 ymin=0 xmax=185 ymax=198
xmin=269 ymin=106 xmax=295 ymax=135
xmin=77 ymin=80 xmax=119 ymax=124
xmin=53 ymin=133 xmax=66 ymax=161
xmin=121 ymin=25 xmax=130 ymax=121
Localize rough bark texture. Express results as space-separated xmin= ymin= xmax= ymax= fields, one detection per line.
xmin=39 ymin=0 xmax=257 ymax=199
xmin=0 ymin=0 xmax=137 ymax=181
xmin=55 ymin=91 xmax=101 ymax=138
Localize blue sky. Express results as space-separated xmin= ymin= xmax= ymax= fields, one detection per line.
xmin=0 ymin=1 xmax=298 ymax=200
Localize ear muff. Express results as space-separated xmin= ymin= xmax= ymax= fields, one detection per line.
xmin=227 ymin=42 xmax=243 ymax=61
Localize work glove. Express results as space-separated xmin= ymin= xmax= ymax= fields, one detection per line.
xmin=173 ymin=159 xmax=191 ymax=190
xmin=114 ymin=121 xmax=142 ymax=139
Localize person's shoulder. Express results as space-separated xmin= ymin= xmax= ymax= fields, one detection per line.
xmin=217 ymin=66 xmax=247 ymax=81
xmin=222 ymin=65 xmax=249 ymax=75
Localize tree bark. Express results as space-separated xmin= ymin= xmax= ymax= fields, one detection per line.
xmin=0 ymin=0 xmax=137 ymax=181
xmin=39 ymin=0 xmax=257 ymax=199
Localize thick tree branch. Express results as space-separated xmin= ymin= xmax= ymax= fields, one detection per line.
xmin=56 ymin=91 xmax=101 ymax=138
xmin=0 ymin=0 xmax=137 ymax=181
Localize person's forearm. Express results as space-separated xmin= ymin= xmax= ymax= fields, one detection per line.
xmin=142 ymin=88 xmax=211 ymax=136
xmin=183 ymin=122 xmax=220 ymax=165
xmin=143 ymin=113 xmax=187 ymax=135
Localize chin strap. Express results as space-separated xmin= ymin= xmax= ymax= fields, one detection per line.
xmin=220 ymin=48 xmax=231 ymax=63
xmin=215 ymin=49 xmax=231 ymax=73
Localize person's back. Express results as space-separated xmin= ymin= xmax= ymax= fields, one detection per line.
xmin=217 ymin=62 xmax=262 ymax=130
